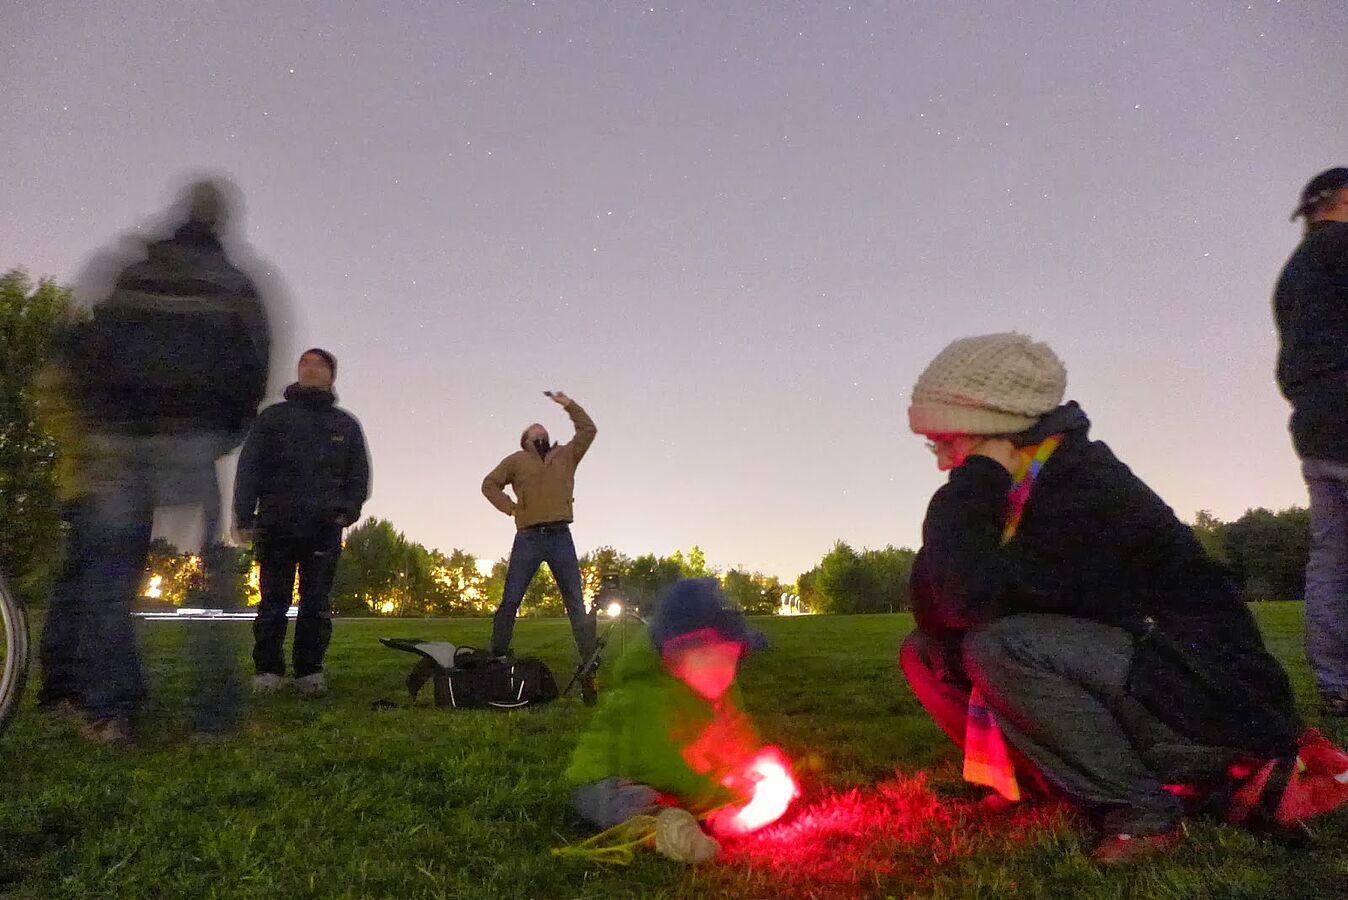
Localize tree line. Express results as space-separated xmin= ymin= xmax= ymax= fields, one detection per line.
xmin=0 ymin=269 xmax=1319 ymax=614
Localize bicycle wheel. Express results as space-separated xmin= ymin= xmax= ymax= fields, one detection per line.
xmin=0 ymin=571 xmax=29 ymax=736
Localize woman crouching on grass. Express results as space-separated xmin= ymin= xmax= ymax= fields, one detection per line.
xmin=900 ymin=333 xmax=1347 ymax=865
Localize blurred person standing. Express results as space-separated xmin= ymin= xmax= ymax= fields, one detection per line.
xmin=38 ymin=179 xmax=272 ymax=745
xmin=233 ymin=349 xmax=370 ymax=697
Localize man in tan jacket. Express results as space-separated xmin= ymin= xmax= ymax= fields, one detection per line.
xmin=482 ymin=391 xmax=599 ymax=701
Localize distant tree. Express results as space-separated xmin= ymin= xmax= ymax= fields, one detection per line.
xmin=670 ymin=545 xmax=714 ymax=579
xmin=141 ymin=539 xmax=195 ymax=605
xmin=863 ymin=546 xmax=916 ymax=612
xmin=520 ymin=564 xmax=564 ymax=617
xmin=484 ymin=558 xmax=508 ymax=610
xmin=796 ymin=566 xmax=823 ymax=613
xmin=0 ymin=270 xmax=76 ymax=608
xmin=722 ymin=568 xmax=782 ymax=616
xmin=580 ymin=545 xmax=632 ymax=606
xmin=331 ymin=518 xmax=431 ymax=614
xmin=804 ymin=541 xmax=916 ymax=614
xmin=1223 ymin=506 xmax=1309 ymax=602
xmin=428 ymin=548 xmax=492 ymax=615
xmin=1191 ymin=510 xmax=1229 ymax=565
xmin=478 ymin=551 xmax=565 ymax=618
xmin=814 ymin=541 xmax=882 ymax=614
xmin=625 ymin=553 xmax=685 ymax=613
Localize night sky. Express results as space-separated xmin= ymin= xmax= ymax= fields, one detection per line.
xmin=3 ymin=2 xmax=1345 ymax=578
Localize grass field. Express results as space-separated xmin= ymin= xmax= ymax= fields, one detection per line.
xmin=1 ymin=605 xmax=1345 ymax=899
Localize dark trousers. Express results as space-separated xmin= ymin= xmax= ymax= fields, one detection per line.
xmin=252 ymin=526 xmax=341 ymax=677
xmin=40 ymin=495 xmax=150 ymax=720
xmin=490 ymin=524 xmax=597 ymax=661
xmin=902 ymin=616 xmax=1231 ymax=835
xmin=39 ymin=431 xmax=231 ymax=721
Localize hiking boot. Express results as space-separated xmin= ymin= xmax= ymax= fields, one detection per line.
xmin=975 ymin=792 xmax=1020 ymax=816
xmin=251 ymin=673 xmax=284 ymax=695
xmin=38 ymin=697 xmax=84 ymax=720
xmin=295 ymin=672 xmax=328 ymax=697
xmin=1320 ymin=691 xmax=1348 ymax=718
xmin=1090 ymin=829 xmax=1180 ymax=865
xmin=81 ymin=717 xmax=134 ymax=748
xmin=581 ymin=673 xmax=598 ymax=707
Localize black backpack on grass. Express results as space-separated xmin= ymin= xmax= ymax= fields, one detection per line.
xmin=380 ymin=639 xmax=559 ymax=709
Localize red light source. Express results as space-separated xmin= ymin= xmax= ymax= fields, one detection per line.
xmin=711 ymin=746 xmax=800 ymax=836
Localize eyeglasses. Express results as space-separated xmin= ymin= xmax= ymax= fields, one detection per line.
xmin=923 ymin=434 xmax=963 ymax=455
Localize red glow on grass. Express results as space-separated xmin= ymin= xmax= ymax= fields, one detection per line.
xmin=718 ymin=770 xmax=1072 ymax=889
xmin=711 ymin=746 xmax=801 ymax=836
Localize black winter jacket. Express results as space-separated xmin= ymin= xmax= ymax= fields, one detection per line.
xmin=233 ymin=384 xmax=370 ymax=537
xmin=1274 ymin=220 xmax=1348 ymax=462
xmin=910 ymin=403 xmax=1298 ymax=756
xmin=75 ymin=221 xmax=270 ymax=437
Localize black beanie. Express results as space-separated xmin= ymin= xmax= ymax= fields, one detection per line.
xmin=302 ymin=348 xmax=337 ymax=378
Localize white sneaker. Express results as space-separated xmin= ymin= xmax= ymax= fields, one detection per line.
xmin=251 ymin=673 xmax=284 ymax=695
xmin=294 ymin=672 xmax=328 ymax=697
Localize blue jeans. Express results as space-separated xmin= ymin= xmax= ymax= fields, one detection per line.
xmin=39 ymin=432 xmax=226 ymax=720
xmin=490 ymin=524 xmax=596 ymax=661
xmin=1303 ymin=458 xmax=1348 ymax=695
xmin=572 ymin=778 xmax=661 ymax=829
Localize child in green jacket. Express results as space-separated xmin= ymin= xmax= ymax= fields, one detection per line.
xmin=565 ymin=578 xmax=774 ymax=839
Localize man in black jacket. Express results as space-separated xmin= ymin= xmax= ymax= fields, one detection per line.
xmin=39 ymin=180 xmax=272 ymax=745
xmin=1274 ymin=167 xmax=1348 ymax=717
xmin=901 ymin=333 xmax=1300 ymax=864
xmin=234 ymin=348 xmax=370 ymax=696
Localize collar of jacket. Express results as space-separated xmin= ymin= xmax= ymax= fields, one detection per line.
xmin=283 ymin=383 xmax=337 ymax=407
xmin=168 ymin=220 xmax=224 ymax=250
xmin=1012 ymin=401 xmax=1090 ymax=447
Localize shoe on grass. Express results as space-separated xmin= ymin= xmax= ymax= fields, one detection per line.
xmin=80 ymin=716 xmax=134 ymax=748
xmin=975 ymin=792 xmax=1020 ymax=816
xmin=1320 ymin=691 xmax=1348 ymax=718
xmin=251 ymin=673 xmax=284 ymax=695
xmin=295 ymin=672 xmax=328 ymax=697
xmin=1090 ymin=829 xmax=1180 ymax=865
xmin=38 ymin=697 xmax=84 ymax=720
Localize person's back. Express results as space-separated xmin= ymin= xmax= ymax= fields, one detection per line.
xmin=1273 ymin=167 xmax=1348 ymax=719
xmin=75 ymin=216 xmax=268 ymax=438
xmin=38 ymin=178 xmax=276 ymax=745
xmin=1274 ymin=219 xmax=1348 ymax=462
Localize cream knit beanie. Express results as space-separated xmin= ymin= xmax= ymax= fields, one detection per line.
xmin=907 ymin=333 xmax=1067 ymax=436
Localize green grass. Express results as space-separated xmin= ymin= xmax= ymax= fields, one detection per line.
xmin=1 ymin=604 xmax=1345 ymax=898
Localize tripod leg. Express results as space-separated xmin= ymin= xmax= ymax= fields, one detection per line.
xmin=564 ymin=617 xmax=613 ymax=697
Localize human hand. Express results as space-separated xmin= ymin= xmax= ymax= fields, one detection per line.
xmin=547 ymin=390 xmax=571 ymax=407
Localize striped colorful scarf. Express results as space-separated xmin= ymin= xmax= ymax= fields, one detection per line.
xmin=963 ymin=435 xmax=1063 ymax=802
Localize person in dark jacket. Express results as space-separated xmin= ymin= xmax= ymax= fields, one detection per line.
xmin=1274 ymin=166 xmax=1348 ymax=717
xmin=900 ymin=333 xmax=1300 ymax=864
xmin=38 ymin=179 xmax=272 ymax=746
xmin=234 ymin=348 xmax=370 ymax=696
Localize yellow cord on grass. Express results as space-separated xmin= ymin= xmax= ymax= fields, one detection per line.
xmin=551 ymin=814 xmax=659 ymax=866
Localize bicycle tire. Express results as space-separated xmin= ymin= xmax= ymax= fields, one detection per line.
xmin=0 ymin=571 xmax=30 ymax=736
